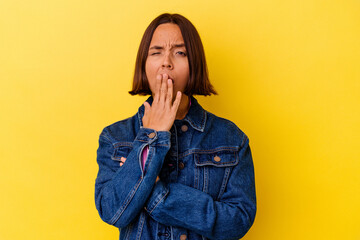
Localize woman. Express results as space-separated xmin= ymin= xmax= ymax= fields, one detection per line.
xmin=95 ymin=13 xmax=256 ymax=240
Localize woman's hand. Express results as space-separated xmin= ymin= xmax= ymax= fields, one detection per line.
xmin=142 ymin=74 xmax=182 ymax=132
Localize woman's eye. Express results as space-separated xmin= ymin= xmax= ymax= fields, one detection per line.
xmin=150 ymin=52 xmax=160 ymax=55
xmin=177 ymin=51 xmax=187 ymax=56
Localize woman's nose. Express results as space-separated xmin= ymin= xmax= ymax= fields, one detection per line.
xmin=162 ymin=55 xmax=173 ymax=69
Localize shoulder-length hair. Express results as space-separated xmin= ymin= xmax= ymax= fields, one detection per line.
xmin=129 ymin=13 xmax=217 ymax=96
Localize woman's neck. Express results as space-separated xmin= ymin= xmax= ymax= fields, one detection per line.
xmin=175 ymin=94 xmax=190 ymax=120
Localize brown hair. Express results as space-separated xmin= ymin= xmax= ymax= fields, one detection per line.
xmin=129 ymin=13 xmax=217 ymax=96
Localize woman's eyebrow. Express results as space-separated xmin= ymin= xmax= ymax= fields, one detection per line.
xmin=149 ymin=43 xmax=185 ymax=50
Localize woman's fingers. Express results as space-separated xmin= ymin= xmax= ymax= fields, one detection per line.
xmin=143 ymin=73 xmax=183 ymax=131
xmin=171 ymin=91 xmax=182 ymax=113
xmin=166 ymin=78 xmax=173 ymax=108
xmin=120 ymin=157 xmax=126 ymax=167
xmin=143 ymin=101 xmax=151 ymax=113
xmin=159 ymin=74 xmax=168 ymax=103
xmin=154 ymin=74 xmax=162 ymax=102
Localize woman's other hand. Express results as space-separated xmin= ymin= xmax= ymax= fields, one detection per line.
xmin=142 ymin=73 xmax=182 ymax=131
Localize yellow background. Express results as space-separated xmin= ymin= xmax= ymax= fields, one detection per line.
xmin=1 ymin=0 xmax=359 ymax=239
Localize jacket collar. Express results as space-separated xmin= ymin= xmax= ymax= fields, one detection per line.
xmin=137 ymin=95 xmax=207 ymax=132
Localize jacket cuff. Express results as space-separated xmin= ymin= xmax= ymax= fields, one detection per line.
xmin=145 ymin=180 xmax=169 ymax=214
xmin=135 ymin=127 xmax=171 ymax=147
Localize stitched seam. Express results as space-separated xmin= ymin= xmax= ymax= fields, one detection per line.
xmin=202 ymin=110 xmax=207 ymax=130
xmin=135 ymin=212 xmax=145 ymax=240
xmin=216 ymin=167 xmax=231 ymax=200
xmin=137 ymin=112 xmax=143 ymax=128
xmin=112 ymin=146 xmax=132 ymax=160
xmin=185 ymin=108 xmax=207 ymax=131
xmin=124 ymin=223 xmax=133 ymax=240
xmin=194 ymin=152 xmax=239 ymax=166
xmin=101 ymin=132 xmax=112 ymax=142
xmin=170 ymin=226 xmax=174 ymax=240
xmin=134 ymin=139 xmax=170 ymax=148
xmin=153 ymin=144 xmax=170 ymax=147
xmin=141 ymin=144 xmax=158 ymax=176
xmin=113 ymin=142 xmax=133 ymax=148
xmin=148 ymin=189 xmax=168 ymax=214
xmin=187 ymin=119 xmax=202 ymax=132
xmin=109 ymin=177 xmax=143 ymax=224
xmin=203 ymin=167 xmax=208 ymax=193
xmin=179 ymin=146 xmax=239 ymax=158
xmin=195 ymin=161 xmax=238 ymax=166
xmin=194 ymin=165 xmax=199 ymax=189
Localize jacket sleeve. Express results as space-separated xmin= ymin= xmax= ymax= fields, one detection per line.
xmin=144 ymin=135 xmax=256 ymax=240
xmin=95 ymin=126 xmax=171 ymax=228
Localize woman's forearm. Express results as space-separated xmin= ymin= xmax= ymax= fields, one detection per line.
xmin=95 ymin=127 xmax=171 ymax=228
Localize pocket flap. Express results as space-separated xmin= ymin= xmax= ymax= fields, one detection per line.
xmin=111 ymin=145 xmax=132 ymax=161
xmin=195 ymin=150 xmax=238 ymax=167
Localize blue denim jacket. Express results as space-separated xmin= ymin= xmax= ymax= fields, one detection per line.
xmin=95 ymin=96 xmax=256 ymax=240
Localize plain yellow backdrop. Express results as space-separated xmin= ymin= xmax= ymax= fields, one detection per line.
xmin=1 ymin=0 xmax=359 ymax=239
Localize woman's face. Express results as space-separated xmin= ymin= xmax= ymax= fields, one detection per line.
xmin=145 ymin=23 xmax=189 ymax=98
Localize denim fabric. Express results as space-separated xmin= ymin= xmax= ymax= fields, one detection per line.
xmin=95 ymin=96 xmax=256 ymax=240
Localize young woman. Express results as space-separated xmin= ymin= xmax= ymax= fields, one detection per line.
xmin=95 ymin=13 xmax=256 ymax=240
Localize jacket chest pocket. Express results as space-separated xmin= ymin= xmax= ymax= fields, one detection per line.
xmin=111 ymin=144 xmax=133 ymax=169
xmin=194 ymin=149 xmax=239 ymax=200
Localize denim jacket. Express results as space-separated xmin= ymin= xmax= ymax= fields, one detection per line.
xmin=95 ymin=96 xmax=256 ymax=240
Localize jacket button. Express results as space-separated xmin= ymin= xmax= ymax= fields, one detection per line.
xmin=180 ymin=234 xmax=187 ymax=240
xmin=178 ymin=162 xmax=185 ymax=170
xmin=181 ymin=125 xmax=188 ymax=132
xmin=148 ymin=132 xmax=156 ymax=138
xmin=214 ymin=155 xmax=221 ymax=162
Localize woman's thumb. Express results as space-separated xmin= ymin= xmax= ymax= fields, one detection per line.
xmin=143 ymin=102 xmax=150 ymax=113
